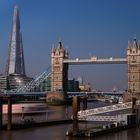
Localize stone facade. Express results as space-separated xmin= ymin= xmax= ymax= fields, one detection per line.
xmin=127 ymin=36 xmax=140 ymax=94
xmin=51 ymin=41 xmax=69 ymax=93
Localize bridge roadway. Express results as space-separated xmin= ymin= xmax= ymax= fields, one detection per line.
xmin=63 ymin=58 xmax=127 ymax=65
xmin=0 ymin=92 xmax=46 ymax=97
xmin=67 ymin=91 xmax=123 ymax=97
xmin=0 ymin=91 xmax=123 ymax=98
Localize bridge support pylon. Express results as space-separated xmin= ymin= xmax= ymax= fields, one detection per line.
xmin=127 ymin=36 xmax=140 ymax=99
xmin=132 ymin=97 xmax=137 ymax=114
xmin=81 ymin=96 xmax=88 ymax=110
xmin=72 ymin=96 xmax=80 ymax=136
xmin=7 ymin=97 xmax=12 ymax=130
xmin=0 ymin=97 xmax=3 ymax=130
xmin=0 ymin=96 xmax=12 ymax=130
xmin=49 ymin=41 xmax=69 ymax=104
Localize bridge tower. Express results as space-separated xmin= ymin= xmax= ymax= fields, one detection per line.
xmin=51 ymin=41 xmax=69 ymax=92
xmin=48 ymin=41 xmax=68 ymax=103
xmin=127 ymin=36 xmax=140 ymax=96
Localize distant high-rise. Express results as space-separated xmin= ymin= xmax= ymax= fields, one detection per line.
xmin=3 ymin=6 xmax=32 ymax=90
xmin=6 ymin=5 xmax=25 ymax=76
xmin=77 ymin=76 xmax=83 ymax=84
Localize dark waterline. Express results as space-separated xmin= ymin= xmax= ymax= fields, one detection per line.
xmin=0 ymin=123 xmax=140 ymax=140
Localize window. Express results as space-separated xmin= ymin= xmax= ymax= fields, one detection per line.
xmin=55 ymin=58 xmax=59 ymax=64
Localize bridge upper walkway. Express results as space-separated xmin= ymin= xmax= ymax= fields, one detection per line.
xmin=63 ymin=57 xmax=127 ymax=65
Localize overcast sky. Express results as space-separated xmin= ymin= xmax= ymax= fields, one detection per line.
xmin=0 ymin=0 xmax=140 ymax=91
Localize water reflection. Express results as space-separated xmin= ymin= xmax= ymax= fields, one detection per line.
xmin=65 ymin=127 xmax=140 ymax=140
xmin=0 ymin=101 xmax=140 ymax=140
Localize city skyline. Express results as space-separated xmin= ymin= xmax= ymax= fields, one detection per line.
xmin=1 ymin=0 xmax=140 ymax=91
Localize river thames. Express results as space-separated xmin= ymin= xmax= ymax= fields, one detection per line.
xmin=0 ymin=101 xmax=140 ymax=140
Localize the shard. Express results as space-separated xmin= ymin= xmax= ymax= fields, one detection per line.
xmin=6 ymin=5 xmax=25 ymax=76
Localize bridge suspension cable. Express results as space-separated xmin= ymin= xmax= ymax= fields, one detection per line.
xmin=9 ymin=66 xmax=51 ymax=93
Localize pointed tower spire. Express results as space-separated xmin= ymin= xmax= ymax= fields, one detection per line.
xmin=138 ymin=40 xmax=140 ymax=50
xmin=133 ymin=33 xmax=137 ymax=48
xmin=5 ymin=5 xmax=26 ymax=75
xmin=51 ymin=44 xmax=55 ymax=53
xmin=58 ymin=40 xmax=62 ymax=50
xmin=134 ymin=33 xmax=136 ymax=41
xmin=128 ymin=40 xmax=131 ymax=49
xmin=65 ymin=46 xmax=69 ymax=58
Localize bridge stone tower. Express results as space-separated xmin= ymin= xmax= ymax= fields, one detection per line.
xmin=127 ymin=36 xmax=140 ymax=96
xmin=47 ymin=41 xmax=69 ymax=104
xmin=51 ymin=41 xmax=69 ymax=92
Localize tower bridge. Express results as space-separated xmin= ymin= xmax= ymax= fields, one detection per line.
xmin=49 ymin=36 xmax=140 ymax=103
xmin=7 ymin=37 xmax=140 ymax=103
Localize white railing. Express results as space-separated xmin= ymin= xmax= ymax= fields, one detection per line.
xmin=78 ymin=115 xmax=117 ymax=122
xmin=78 ymin=100 xmax=140 ymax=118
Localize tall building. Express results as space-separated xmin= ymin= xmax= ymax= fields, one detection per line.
xmin=127 ymin=36 xmax=140 ymax=93
xmin=68 ymin=78 xmax=80 ymax=92
xmin=4 ymin=6 xmax=32 ymax=90
xmin=6 ymin=5 xmax=25 ymax=75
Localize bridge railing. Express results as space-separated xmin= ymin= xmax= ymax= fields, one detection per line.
xmin=78 ymin=115 xmax=117 ymax=122
xmin=78 ymin=100 xmax=140 ymax=118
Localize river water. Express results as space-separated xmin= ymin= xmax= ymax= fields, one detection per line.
xmin=0 ymin=101 xmax=140 ymax=140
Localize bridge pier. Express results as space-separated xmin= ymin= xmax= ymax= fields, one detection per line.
xmin=0 ymin=97 xmax=3 ymax=130
xmin=132 ymin=97 xmax=140 ymax=126
xmin=7 ymin=97 xmax=12 ymax=130
xmin=137 ymin=106 xmax=140 ymax=125
xmin=72 ymin=96 xmax=80 ymax=136
xmin=72 ymin=96 xmax=88 ymax=136
xmin=82 ymin=96 xmax=87 ymax=110
xmin=46 ymin=91 xmax=67 ymax=105
xmin=80 ymin=96 xmax=88 ymax=110
xmin=132 ymin=97 xmax=137 ymax=114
